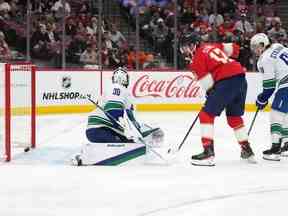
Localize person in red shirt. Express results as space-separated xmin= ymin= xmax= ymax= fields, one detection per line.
xmin=180 ymin=33 xmax=255 ymax=166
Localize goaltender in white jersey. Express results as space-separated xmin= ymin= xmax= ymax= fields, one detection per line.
xmin=86 ymin=82 xmax=133 ymax=142
xmin=71 ymin=67 xmax=164 ymax=166
xmin=251 ymin=33 xmax=288 ymax=161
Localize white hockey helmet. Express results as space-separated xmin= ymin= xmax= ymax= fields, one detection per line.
xmin=250 ymin=33 xmax=270 ymax=56
xmin=112 ymin=67 xmax=129 ymax=88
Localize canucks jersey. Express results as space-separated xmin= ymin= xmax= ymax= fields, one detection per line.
xmin=257 ymin=43 xmax=288 ymax=91
xmin=87 ymin=83 xmax=133 ymax=134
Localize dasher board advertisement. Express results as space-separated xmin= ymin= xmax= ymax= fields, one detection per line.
xmin=102 ymin=70 xmax=205 ymax=104
xmin=36 ymin=69 xmax=101 ymax=114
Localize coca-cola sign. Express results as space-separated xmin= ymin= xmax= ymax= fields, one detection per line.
xmin=132 ymin=74 xmax=202 ymax=98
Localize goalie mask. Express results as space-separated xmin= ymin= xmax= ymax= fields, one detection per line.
xmin=250 ymin=33 xmax=270 ymax=57
xmin=112 ymin=67 xmax=129 ymax=88
xmin=179 ymin=32 xmax=201 ymax=64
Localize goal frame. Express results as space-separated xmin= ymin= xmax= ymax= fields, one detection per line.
xmin=3 ymin=63 xmax=36 ymax=162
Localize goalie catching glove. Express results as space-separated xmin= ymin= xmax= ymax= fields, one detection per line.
xmin=119 ymin=109 xmax=164 ymax=147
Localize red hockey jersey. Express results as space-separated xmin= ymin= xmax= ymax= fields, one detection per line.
xmin=187 ymin=43 xmax=244 ymax=91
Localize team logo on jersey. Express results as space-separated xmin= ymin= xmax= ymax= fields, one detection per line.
xmin=62 ymin=76 xmax=71 ymax=89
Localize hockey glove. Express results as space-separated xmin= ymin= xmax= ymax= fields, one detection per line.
xmin=256 ymin=94 xmax=268 ymax=110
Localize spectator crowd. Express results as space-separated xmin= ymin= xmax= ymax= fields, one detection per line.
xmin=0 ymin=0 xmax=286 ymax=71
xmin=118 ymin=0 xmax=286 ymax=70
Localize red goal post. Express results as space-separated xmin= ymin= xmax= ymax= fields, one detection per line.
xmin=0 ymin=63 xmax=36 ymax=162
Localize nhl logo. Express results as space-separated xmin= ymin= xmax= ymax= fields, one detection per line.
xmin=62 ymin=76 xmax=71 ymax=89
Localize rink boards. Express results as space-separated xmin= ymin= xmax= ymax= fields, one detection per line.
xmin=3 ymin=68 xmax=267 ymax=115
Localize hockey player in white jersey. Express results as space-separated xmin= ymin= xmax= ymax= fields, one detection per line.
xmin=251 ymin=33 xmax=288 ymax=161
xmin=71 ymin=67 xmax=164 ymax=166
xmin=86 ymin=67 xmax=134 ymax=144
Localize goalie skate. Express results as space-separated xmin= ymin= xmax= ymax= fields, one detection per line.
xmin=70 ymin=154 xmax=83 ymax=166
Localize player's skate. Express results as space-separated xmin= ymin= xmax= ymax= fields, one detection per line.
xmin=281 ymin=142 xmax=288 ymax=157
xmin=191 ymin=144 xmax=215 ymax=166
xmin=240 ymin=142 xmax=257 ymax=164
xmin=70 ymin=154 xmax=83 ymax=166
xmin=263 ymin=143 xmax=281 ymax=161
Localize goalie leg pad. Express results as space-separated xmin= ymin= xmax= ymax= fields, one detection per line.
xmin=86 ymin=127 xmax=132 ymax=143
xmin=72 ymin=142 xmax=146 ymax=166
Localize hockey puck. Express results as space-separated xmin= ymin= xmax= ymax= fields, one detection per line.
xmin=24 ymin=147 xmax=30 ymax=152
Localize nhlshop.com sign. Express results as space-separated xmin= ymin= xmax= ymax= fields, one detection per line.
xmin=42 ymin=92 xmax=90 ymax=100
xmin=37 ymin=70 xmax=100 ymax=106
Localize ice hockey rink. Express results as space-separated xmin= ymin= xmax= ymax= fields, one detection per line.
xmin=1 ymin=111 xmax=288 ymax=216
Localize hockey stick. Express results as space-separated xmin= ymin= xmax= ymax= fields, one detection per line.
xmin=248 ymin=108 xmax=260 ymax=136
xmin=87 ymin=96 xmax=167 ymax=163
xmin=168 ymin=113 xmax=199 ymax=153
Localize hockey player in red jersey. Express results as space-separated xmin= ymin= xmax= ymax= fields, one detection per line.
xmin=180 ymin=33 xmax=256 ymax=166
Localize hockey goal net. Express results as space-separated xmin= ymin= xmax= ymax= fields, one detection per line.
xmin=0 ymin=63 xmax=36 ymax=162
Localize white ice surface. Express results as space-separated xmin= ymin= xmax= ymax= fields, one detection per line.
xmin=1 ymin=111 xmax=288 ymax=216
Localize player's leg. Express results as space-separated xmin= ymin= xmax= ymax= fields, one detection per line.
xmin=263 ymin=109 xmax=283 ymax=161
xmin=265 ymin=88 xmax=288 ymax=160
xmin=191 ymin=110 xmax=215 ymax=166
xmin=191 ymin=79 xmax=233 ymax=166
xmin=281 ymin=138 xmax=288 ymax=157
xmin=281 ymin=114 xmax=288 ymax=156
xmin=225 ymin=76 xmax=255 ymax=162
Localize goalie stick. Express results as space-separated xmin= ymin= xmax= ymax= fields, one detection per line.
xmin=87 ymin=96 xmax=168 ymax=163
xmin=168 ymin=113 xmax=199 ymax=154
